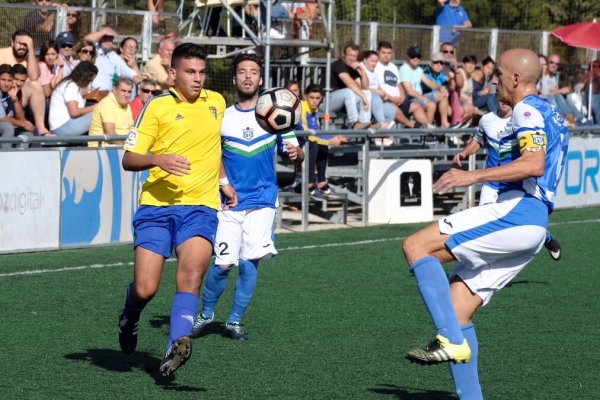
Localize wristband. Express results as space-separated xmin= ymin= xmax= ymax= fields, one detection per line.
xmin=219 ymin=177 xmax=229 ymax=186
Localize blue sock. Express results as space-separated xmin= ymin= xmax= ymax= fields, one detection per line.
xmin=228 ymin=259 xmax=259 ymax=324
xmin=166 ymin=292 xmax=199 ymax=350
xmin=123 ymin=283 xmax=147 ymax=321
xmin=545 ymin=230 xmax=553 ymax=245
xmin=201 ymin=264 xmax=232 ymax=318
xmin=449 ymin=324 xmax=483 ymax=400
xmin=411 ymin=256 xmax=463 ymax=344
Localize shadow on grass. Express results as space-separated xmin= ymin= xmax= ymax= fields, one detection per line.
xmin=64 ymin=349 xmax=206 ymax=392
xmin=192 ymin=321 xmax=228 ymax=338
xmin=508 ymin=280 xmax=548 ymax=286
xmin=149 ymin=315 xmax=170 ymax=329
xmin=369 ymin=384 xmax=455 ymax=399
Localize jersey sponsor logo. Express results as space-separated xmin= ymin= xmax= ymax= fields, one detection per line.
xmin=523 ymin=111 xmax=531 ymax=118
xmin=242 ymin=127 xmax=254 ymax=141
xmin=209 ymin=106 xmax=218 ymax=119
xmin=175 ymin=113 xmax=184 ymax=120
xmin=125 ymin=129 xmax=138 ymax=148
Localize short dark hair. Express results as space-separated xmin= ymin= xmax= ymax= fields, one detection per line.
xmin=343 ymin=43 xmax=360 ymax=54
xmin=0 ymin=64 xmax=13 ymax=77
xmin=232 ymin=51 xmax=262 ymax=76
xmin=359 ymin=50 xmax=378 ymax=62
xmin=481 ymin=56 xmax=495 ymax=67
xmin=439 ymin=42 xmax=454 ymax=50
xmin=285 ymin=80 xmax=300 ymax=92
xmin=304 ymin=83 xmax=324 ymax=96
xmin=171 ymin=43 xmax=207 ymax=69
xmin=11 ymin=64 xmax=27 ymax=76
xmin=377 ymin=41 xmax=393 ymax=51
xmin=462 ymin=54 xmax=477 ymax=64
xmin=12 ymin=30 xmax=32 ymax=41
xmin=39 ymin=40 xmax=59 ymax=65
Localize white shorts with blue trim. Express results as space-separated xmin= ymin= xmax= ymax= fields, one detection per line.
xmin=439 ymin=191 xmax=548 ymax=306
xmin=479 ymin=184 xmax=498 ymax=205
xmin=214 ymin=207 xmax=277 ymax=265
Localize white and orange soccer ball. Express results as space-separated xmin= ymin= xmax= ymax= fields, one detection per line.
xmin=255 ymin=87 xmax=302 ymax=134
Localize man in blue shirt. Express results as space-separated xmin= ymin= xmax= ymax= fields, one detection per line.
xmin=435 ymin=0 xmax=472 ymax=48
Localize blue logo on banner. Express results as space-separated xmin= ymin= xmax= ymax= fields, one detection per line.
xmin=564 ymin=150 xmax=600 ymax=196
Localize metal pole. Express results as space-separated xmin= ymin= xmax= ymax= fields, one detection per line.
xmin=264 ymin=0 xmax=272 ymax=89
xmin=467 ymin=154 xmax=475 ymax=208
xmin=489 ymin=28 xmax=499 ymax=62
xmin=361 ymin=137 xmax=369 ymax=226
xmin=323 ymin=2 xmax=333 ymax=130
xmin=541 ymin=31 xmax=549 ymax=57
xmin=354 ymin=0 xmax=361 ymax=45
xmin=301 ymin=139 xmax=310 ymax=231
xmin=91 ymin=0 xmax=97 ymax=32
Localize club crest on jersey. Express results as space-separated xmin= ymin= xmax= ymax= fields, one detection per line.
xmin=209 ymin=106 xmax=218 ymax=119
xmin=242 ymin=127 xmax=254 ymax=141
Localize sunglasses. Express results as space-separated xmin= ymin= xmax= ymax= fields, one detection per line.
xmin=80 ymin=49 xmax=94 ymax=55
xmin=60 ymin=43 xmax=73 ymax=48
xmin=140 ymin=88 xmax=154 ymax=94
xmin=433 ymin=61 xmax=444 ymax=65
xmin=442 ymin=50 xmax=454 ymax=54
xmin=410 ymin=55 xmax=421 ymax=59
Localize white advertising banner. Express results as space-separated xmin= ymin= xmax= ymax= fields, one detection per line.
xmin=554 ymin=136 xmax=600 ymax=209
xmin=0 ymin=151 xmax=61 ymax=253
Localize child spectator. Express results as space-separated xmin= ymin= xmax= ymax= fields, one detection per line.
xmin=49 ymin=61 xmax=98 ymax=136
xmin=0 ymin=64 xmax=34 ymax=148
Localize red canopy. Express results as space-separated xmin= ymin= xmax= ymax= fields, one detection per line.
xmin=551 ymin=21 xmax=600 ymax=50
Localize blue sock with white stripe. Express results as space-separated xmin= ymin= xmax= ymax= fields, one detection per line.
xmin=201 ymin=265 xmax=232 ymax=318
xmin=228 ymin=259 xmax=259 ymax=324
xmin=545 ymin=230 xmax=553 ymax=245
xmin=410 ymin=256 xmax=463 ymax=344
xmin=166 ymin=292 xmax=198 ymax=351
xmin=449 ymin=323 xmax=483 ymax=400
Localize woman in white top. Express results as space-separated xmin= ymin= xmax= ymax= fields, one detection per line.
xmin=360 ymin=50 xmax=395 ymax=130
xmin=49 ymin=61 xmax=98 ymax=136
xmin=454 ymin=54 xmax=476 ymax=125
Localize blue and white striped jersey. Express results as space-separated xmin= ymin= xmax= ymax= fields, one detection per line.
xmin=496 ymin=95 xmax=569 ymax=212
xmin=221 ymin=104 xmax=299 ymax=210
xmin=475 ymin=111 xmax=512 ymax=190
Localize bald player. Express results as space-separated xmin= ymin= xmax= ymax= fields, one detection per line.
xmin=401 ymin=48 xmax=569 ymax=399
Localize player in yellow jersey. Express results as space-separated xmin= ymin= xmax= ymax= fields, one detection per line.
xmin=117 ymin=43 xmax=237 ymax=377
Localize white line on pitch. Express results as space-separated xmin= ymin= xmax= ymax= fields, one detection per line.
xmin=0 ymin=218 xmax=597 ymax=278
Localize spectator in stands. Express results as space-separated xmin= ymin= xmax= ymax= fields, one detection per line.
xmin=421 ymin=51 xmax=451 ymax=128
xmin=56 ymin=31 xmax=76 ymax=78
xmin=454 ymin=54 xmax=476 ymax=126
xmin=84 ymin=25 xmax=142 ymax=92
xmin=148 ymin=0 xmax=167 ymax=34
xmin=291 ymin=2 xmax=320 ymax=38
xmin=435 ymin=0 xmax=471 ymax=48
xmin=360 ymin=50 xmax=396 ymax=141
xmin=575 ymin=60 xmax=600 ymax=124
xmin=11 ymin=64 xmax=28 ymax=106
xmin=327 ymin=43 xmax=375 ymax=130
xmin=49 ymin=61 xmax=98 ymax=136
xmin=539 ymin=54 xmax=589 ymax=126
xmin=88 ymin=77 xmax=134 ymax=147
xmin=297 ymin=83 xmax=347 ymax=199
xmin=399 ymin=45 xmax=438 ymax=128
xmin=286 ymin=80 xmax=301 ymax=98
xmin=129 ymin=78 xmax=156 ymax=120
xmin=439 ymin=42 xmax=463 ymax=124
xmin=0 ymin=64 xmax=34 ymax=148
xmin=143 ymin=38 xmax=175 ymax=91
xmin=374 ymin=41 xmax=420 ymax=129
xmin=65 ymin=6 xmax=81 ymax=41
xmin=258 ymin=0 xmax=290 ymax=39
xmin=73 ymin=39 xmax=97 ymax=64
xmin=38 ymin=40 xmax=64 ymax=99
xmin=471 ymin=56 xmax=498 ymax=113
xmin=23 ymin=0 xmax=59 ymax=50
xmin=0 ymin=30 xmax=51 ymax=136
xmin=118 ymin=37 xmax=143 ymax=86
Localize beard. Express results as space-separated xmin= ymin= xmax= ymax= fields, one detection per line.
xmin=13 ymin=47 xmax=27 ymax=59
xmin=237 ymin=82 xmax=259 ymax=101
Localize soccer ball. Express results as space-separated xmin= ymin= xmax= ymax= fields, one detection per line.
xmin=255 ymin=87 xmax=302 ymax=134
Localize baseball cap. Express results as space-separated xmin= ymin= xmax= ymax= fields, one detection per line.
xmin=407 ymin=44 xmax=422 ymax=58
xmin=56 ymin=31 xmax=74 ymax=46
xmin=431 ymin=52 xmax=444 ymax=62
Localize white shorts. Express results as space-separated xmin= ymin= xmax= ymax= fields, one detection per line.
xmin=478 ymin=185 xmax=498 ymax=205
xmin=214 ymin=207 xmax=277 ymax=265
xmin=439 ymin=191 xmax=548 ymax=306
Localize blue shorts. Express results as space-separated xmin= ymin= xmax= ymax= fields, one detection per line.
xmin=133 ymin=205 xmax=218 ymax=258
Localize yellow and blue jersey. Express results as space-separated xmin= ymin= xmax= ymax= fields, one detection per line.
xmin=496 ymin=95 xmax=569 ymax=212
xmin=297 ymin=99 xmax=332 ymax=145
xmin=124 ymin=87 xmax=226 ymax=209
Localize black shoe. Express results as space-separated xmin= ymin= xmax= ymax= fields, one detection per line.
xmin=159 ymin=336 xmax=192 ymax=376
xmin=545 ymin=237 xmax=561 ymax=261
xmin=118 ymin=310 xmax=139 ymax=355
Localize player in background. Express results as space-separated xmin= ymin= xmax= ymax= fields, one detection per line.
xmin=117 ymin=43 xmax=236 ymax=376
xmin=453 ymin=101 xmax=563 ymax=260
xmin=402 ymin=48 xmax=569 ymax=399
xmin=190 ymin=52 xmax=304 ymax=340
